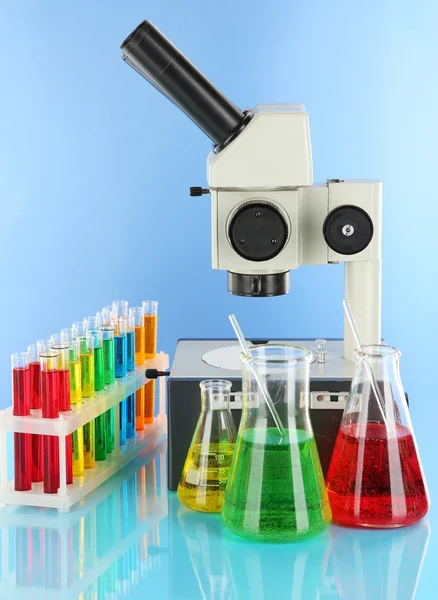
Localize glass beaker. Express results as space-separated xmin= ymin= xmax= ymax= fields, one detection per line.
xmin=178 ymin=380 xmax=237 ymax=513
xmin=222 ymin=345 xmax=331 ymax=542
xmin=326 ymin=345 xmax=429 ymax=528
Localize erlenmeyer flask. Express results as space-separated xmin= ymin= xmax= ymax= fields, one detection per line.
xmin=222 ymin=345 xmax=331 ymax=542
xmin=178 ymin=380 xmax=237 ymax=513
xmin=326 ymin=345 xmax=429 ymax=528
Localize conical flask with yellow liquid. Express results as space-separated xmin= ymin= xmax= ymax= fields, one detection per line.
xmin=178 ymin=380 xmax=237 ymax=513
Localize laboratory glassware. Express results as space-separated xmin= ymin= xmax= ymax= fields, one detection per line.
xmin=130 ymin=307 xmax=145 ymax=430
xmin=178 ymin=380 xmax=236 ymax=513
xmin=27 ymin=344 xmax=43 ymax=482
xmin=51 ymin=342 xmax=73 ymax=485
xmin=88 ymin=329 xmax=106 ymax=461
xmin=112 ymin=300 xmax=129 ymax=318
xmin=126 ymin=315 xmax=136 ymax=438
xmin=68 ymin=339 xmax=85 ymax=476
xmin=79 ymin=334 xmax=95 ymax=468
xmin=100 ymin=325 xmax=116 ymax=453
xmin=40 ymin=351 xmax=60 ymax=493
xmin=222 ymin=345 xmax=331 ymax=541
xmin=326 ymin=345 xmax=429 ymax=528
xmin=142 ymin=300 xmax=158 ymax=423
xmin=11 ymin=352 xmax=32 ymax=491
xmin=113 ymin=316 xmax=128 ymax=444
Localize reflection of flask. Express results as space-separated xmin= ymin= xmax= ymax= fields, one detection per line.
xmin=331 ymin=521 xmax=430 ymax=599
xmin=177 ymin=506 xmax=234 ymax=600
xmin=222 ymin=346 xmax=331 ymax=541
xmin=178 ymin=380 xmax=236 ymax=513
xmin=326 ymin=345 xmax=429 ymax=528
xmin=227 ymin=530 xmax=330 ymax=599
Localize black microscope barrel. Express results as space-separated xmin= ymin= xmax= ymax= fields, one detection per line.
xmin=121 ymin=21 xmax=246 ymax=145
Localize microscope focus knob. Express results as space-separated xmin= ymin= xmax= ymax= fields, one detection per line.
xmin=229 ymin=202 xmax=288 ymax=261
xmin=190 ymin=187 xmax=210 ymax=196
xmin=323 ymin=205 xmax=374 ymax=255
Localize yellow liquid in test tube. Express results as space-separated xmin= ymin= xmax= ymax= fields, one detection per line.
xmin=69 ymin=358 xmax=84 ymax=476
xmin=81 ymin=352 xmax=95 ymax=468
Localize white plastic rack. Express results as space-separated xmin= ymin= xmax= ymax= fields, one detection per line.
xmin=0 ymin=352 xmax=169 ymax=511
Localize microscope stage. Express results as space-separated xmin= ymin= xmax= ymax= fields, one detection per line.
xmin=171 ymin=338 xmax=354 ymax=380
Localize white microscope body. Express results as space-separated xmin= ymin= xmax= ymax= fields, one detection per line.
xmin=208 ymin=104 xmax=382 ymax=359
xmin=121 ymin=22 xmax=382 ymax=361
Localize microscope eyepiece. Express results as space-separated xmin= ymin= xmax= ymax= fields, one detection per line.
xmin=121 ymin=21 xmax=249 ymax=147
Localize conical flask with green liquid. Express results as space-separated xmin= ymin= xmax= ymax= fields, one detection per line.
xmin=222 ymin=345 xmax=331 ymax=542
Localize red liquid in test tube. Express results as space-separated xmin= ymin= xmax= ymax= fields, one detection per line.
xmin=58 ymin=368 xmax=73 ymax=485
xmin=40 ymin=353 xmax=60 ymax=494
xmin=29 ymin=358 xmax=43 ymax=482
xmin=12 ymin=353 xmax=32 ymax=491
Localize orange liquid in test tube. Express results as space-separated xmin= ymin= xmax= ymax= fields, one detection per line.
xmin=136 ymin=386 xmax=145 ymax=430
xmin=135 ymin=326 xmax=145 ymax=365
xmin=143 ymin=315 xmax=157 ymax=358
xmin=144 ymin=382 xmax=155 ymax=424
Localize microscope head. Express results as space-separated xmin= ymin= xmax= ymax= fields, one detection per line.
xmin=120 ymin=21 xmax=251 ymax=148
xmin=121 ymin=22 xmax=313 ymax=297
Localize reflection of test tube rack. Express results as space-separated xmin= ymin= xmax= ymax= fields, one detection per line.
xmin=0 ymin=440 xmax=167 ymax=599
xmin=0 ymin=353 xmax=168 ymax=511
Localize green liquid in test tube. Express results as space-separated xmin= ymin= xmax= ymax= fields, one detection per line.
xmin=89 ymin=329 xmax=106 ymax=461
xmin=101 ymin=326 xmax=115 ymax=454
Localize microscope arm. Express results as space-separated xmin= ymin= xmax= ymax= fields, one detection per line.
xmin=344 ymin=260 xmax=382 ymax=359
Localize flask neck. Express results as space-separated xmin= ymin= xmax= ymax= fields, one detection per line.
xmin=200 ymin=380 xmax=232 ymax=411
xmin=354 ymin=346 xmax=401 ymax=382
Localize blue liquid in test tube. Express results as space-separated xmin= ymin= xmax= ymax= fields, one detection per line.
xmin=114 ymin=319 xmax=128 ymax=445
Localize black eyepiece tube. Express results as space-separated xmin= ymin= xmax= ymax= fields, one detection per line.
xmin=120 ymin=21 xmax=247 ymax=146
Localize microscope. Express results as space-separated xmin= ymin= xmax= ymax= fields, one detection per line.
xmin=121 ymin=21 xmax=382 ymax=489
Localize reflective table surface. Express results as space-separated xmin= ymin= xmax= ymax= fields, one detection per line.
xmin=0 ymin=438 xmax=435 ymax=600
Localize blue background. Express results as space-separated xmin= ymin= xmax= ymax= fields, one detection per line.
xmin=0 ymin=1 xmax=437 ymax=480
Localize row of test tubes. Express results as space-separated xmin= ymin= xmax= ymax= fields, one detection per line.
xmin=10 ymin=300 xmax=158 ymax=494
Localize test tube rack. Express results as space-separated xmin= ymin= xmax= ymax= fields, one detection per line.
xmin=0 ymin=440 xmax=167 ymax=600
xmin=0 ymin=352 xmax=169 ymax=512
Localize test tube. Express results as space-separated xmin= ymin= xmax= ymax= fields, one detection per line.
xmin=98 ymin=306 xmax=113 ymax=326
xmin=112 ymin=300 xmax=129 ymax=318
xmin=51 ymin=342 xmax=73 ymax=485
xmin=83 ymin=316 xmax=100 ymax=331
xmin=142 ymin=301 xmax=158 ymax=358
xmin=142 ymin=301 xmax=158 ymax=424
xmin=89 ymin=329 xmax=106 ymax=461
xmin=27 ymin=344 xmax=43 ymax=482
xmin=40 ymin=351 xmax=60 ymax=494
xmin=11 ymin=352 xmax=32 ymax=491
xmin=68 ymin=339 xmax=85 ymax=476
xmin=79 ymin=334 xmax=95 ymax=468
xmin=126 ymin=314 xmax=136 ymax=439
xmin=60 ymin=328 xmax=77 ymax=343
xmin=114 ymin=316 xmax=128 ymax=445
xmin=130 ymin=307 xmax=145 ymax=431
xmin=72 ymin=321 xmax=86 ymax=338
xmin=101 ymin=325 xmax=115 ymax=454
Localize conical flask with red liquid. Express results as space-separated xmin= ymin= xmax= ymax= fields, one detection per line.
xmin=326 ymin=345 xmax=429 ymax=528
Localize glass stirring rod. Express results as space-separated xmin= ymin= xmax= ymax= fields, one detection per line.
xmin=343 ymin=299 xmax=390 ymax=429
xmin=228 ymin=314 xmax=285 ymax=438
